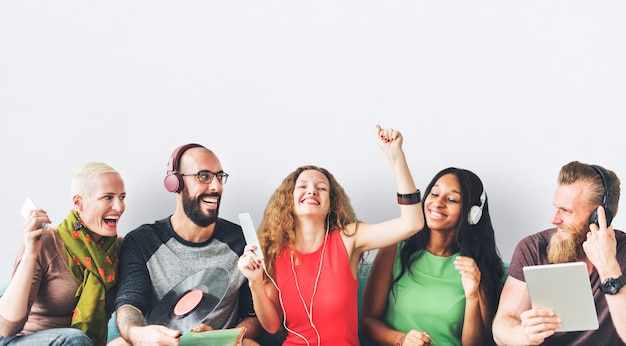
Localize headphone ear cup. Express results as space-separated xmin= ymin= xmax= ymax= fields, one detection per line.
xmin=606 ymin=209 xmax=614 ymax=227
xmin=164 ymin=173 xmax=183 ymax=193
xmin=163 ymin=143 xmax=204 ymax=193
xmin=589 ymin=210 xmax=599 ymax=227
xmin=468 ymin=205 xmax=482 ymax=225
xmin=590 ymin=208 xmax=614 ymax=227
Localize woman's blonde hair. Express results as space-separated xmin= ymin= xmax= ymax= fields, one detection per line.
xmin=70 ymin=162 xmax=120 ymax=198
xmin=259 ymin=165 xmax=357 ymax=278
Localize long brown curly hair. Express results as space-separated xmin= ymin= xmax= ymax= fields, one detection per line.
xmin=259 ymin=165 xmax=357 ymax=278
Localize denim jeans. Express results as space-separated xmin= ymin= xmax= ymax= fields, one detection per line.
xmin=0 ymin=328 xmax=93 ymax=346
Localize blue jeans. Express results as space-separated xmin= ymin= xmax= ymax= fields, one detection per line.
xmin=0 ymin=328 xmax=93 ymax=346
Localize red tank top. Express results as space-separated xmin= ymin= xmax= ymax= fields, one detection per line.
xmin=275 ymin=229 xmax=359 ymax=345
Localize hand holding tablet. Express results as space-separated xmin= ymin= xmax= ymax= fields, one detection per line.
xmin=523 ymin=262 xmax=598 ymax=332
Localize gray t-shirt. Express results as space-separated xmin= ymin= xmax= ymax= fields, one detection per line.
xmin=114 ymin=217 xmax=255 ymax=329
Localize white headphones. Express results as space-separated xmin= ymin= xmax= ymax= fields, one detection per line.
xmin=468 ymin=189 xmax=486 ymax=225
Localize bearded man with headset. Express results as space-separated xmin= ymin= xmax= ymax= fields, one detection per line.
xmin=113 ymin=144 xmax=263 ymax=346
xmin=493 ymin=161 xmax=626 ymax=345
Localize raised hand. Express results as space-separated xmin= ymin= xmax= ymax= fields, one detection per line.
xmin=583 ymin=206 xmax=620 ymax=277
xmin=237 ymin=244 xmax=264 ymax=284
xmin=455 ymin=256 xmax=481 ymax=298
xmin=376 ymin=125 xmax=404 ymax=154
xmin=22 ymin=208 xmax=53 ymax=256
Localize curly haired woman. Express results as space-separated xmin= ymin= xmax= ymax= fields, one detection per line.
xmin=238 ymin=125 xmax=424 ymax=346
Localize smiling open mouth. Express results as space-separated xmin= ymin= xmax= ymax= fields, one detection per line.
xmin=202 ymin=197 xmax=219 ymax=205
xmin=103 ymin=216 xmax=119 ymax=226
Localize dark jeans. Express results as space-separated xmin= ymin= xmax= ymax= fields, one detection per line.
xmin=0 ymin=328 xmax=93 ymax=346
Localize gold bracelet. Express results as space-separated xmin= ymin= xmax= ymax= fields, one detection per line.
xmin=397 ymin=190 xmax=421 ymax=205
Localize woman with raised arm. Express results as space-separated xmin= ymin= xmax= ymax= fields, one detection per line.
xmin=361 ymin=167 xmax=504 ymax=346
xmin=238 ymin=125 xmax=424 ymax=345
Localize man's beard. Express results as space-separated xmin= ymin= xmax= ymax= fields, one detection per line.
xmin=182 ymin=188 xmax=219 ymax=227
xmin=547 ymin=227 xmax=587 ymax=264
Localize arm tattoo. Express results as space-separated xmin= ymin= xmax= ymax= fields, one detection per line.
xmin=116 ymin=305 xmax=147 ymax=340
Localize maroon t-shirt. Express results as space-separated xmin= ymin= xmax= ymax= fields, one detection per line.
xmin=508 ymin=228 xmax=626 ymax=346
xmin=0 ymin=231 xmax=118 ymax=338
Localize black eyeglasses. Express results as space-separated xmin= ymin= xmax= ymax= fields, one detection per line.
xmin=180 ymin=170 xmax=229 ymax=185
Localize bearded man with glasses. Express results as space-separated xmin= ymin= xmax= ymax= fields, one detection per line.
xmin=112 ymin=144 xmax=263 ymax=346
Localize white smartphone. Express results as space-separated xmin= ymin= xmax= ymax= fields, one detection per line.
xmin=238 ymin=212 xmax=264 ymax=260
xmin=21 ymin=197 xmax=52 ymax=230
xmin=21 ymin=197 xmax=38 ymax=220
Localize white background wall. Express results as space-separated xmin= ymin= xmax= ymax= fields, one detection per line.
xmin=1 ymin=0 xmax=625 ymax=282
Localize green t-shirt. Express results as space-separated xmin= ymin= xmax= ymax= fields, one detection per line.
xmin=384 ymin=244 xmax=465 ymax=346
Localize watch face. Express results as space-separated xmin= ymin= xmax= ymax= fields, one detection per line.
xmin=602 ymin=277 xmax=626 ymax=295
xmin=606 ymin=282 xmax=618 ymax=294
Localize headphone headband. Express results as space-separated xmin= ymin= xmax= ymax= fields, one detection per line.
xmin=589 ymin=164 xmax=614 ymax=226
xmin=591 ymin=165 xmax=613 ymax=205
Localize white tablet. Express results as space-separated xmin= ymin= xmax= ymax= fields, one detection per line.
xmin=238 ymin=213 xmax=264 ymax=260
xmin=523 ymin=262 xmax=598 ymax=332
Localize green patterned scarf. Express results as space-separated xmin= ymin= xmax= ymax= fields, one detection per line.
xmin=57 ymin=209 xmax=120 ymax=346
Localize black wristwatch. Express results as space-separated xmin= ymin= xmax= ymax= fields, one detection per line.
xmin=600 ymin=276 xmax=626 ymax=295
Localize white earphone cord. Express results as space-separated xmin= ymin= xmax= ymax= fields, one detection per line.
xmin=261 ymin=221 xmax=330 ymax=346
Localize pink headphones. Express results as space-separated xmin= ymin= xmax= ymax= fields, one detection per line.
xmin=163 ymin=143 xmax=205 ymax=193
